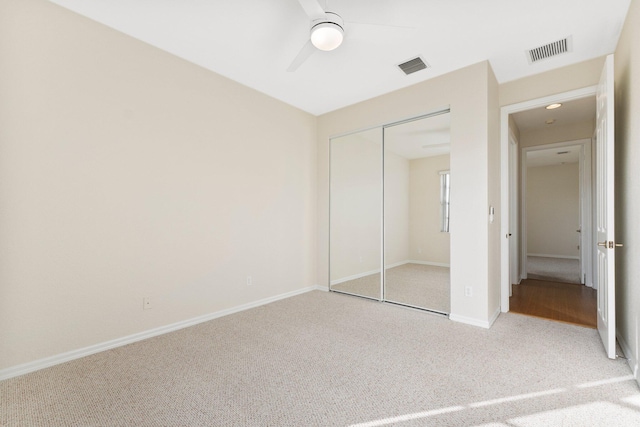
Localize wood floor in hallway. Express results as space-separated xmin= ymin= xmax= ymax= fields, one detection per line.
xmin=509 ymin=279 xmax=597 ymax=328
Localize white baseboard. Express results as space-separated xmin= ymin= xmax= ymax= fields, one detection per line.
xmin=449 ymin=313 xmax=493 ymax=329
xmin=488 ymin=307 xmax=501 ymax=327
xmin=330 ymin=268 xmax=380 ymax=285
xmin=386 ymin=260 xmax=410 ymax=269
xmin=408 ymin=260 xmax=450 ymax=268
xmin=330 ymin=260 xmax=449 ymax=285
xmin=528 ymin=253 xmax=580 ymax=260
xmin=617 ymin=331 xmax=640 ymax=387
xmin=314 ymin=284 xmax=329 ymax=292
xmin=0 ymin=286 xmax=319 ymax=381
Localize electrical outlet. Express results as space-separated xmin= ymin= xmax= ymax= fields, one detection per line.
xmin=418 ymin=248 xmax=422 ymax=255
xmin=246 ymin=276 xmax=252 ymax=286
xmin=143 ymin=297 xmax=152 ymax=310
xmin=464 ymin=286 xmax=473 ymax=297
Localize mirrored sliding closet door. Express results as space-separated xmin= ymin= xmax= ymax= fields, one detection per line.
xmin=330 ymin=128 xmax=383 ymax=300
xmin=329 ymin=111 xmax=451 ymax=315
xmin=383 ymin=113 xmax=451 ymax=313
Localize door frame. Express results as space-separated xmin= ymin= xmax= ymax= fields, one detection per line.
xmin=500 ymin=86 xmax=597 ymax=312
xmin=520 ymin=139 xmax=592 ymax=286
xmin=508 ymin=130 xmax=519 ymax=292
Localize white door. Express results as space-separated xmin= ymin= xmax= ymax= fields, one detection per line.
xmin=596 ymin=54 xmax=617 ymax=360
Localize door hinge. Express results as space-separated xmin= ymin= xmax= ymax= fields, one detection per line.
xmin=598 ymin=241 xmax=624 ymax=249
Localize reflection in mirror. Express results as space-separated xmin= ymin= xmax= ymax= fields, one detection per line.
xmin=383 ymin=113 xmax=451 ymax=313
xmin=525 ymin=145 xmax=582 ymax=284
xmin=330 ymin=128 xmax=382 ymax=300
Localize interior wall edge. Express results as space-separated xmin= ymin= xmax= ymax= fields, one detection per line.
xmin=617 ymin=331 xmax=640 ymax=387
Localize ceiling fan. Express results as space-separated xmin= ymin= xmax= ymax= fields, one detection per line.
xmin=287 ymin=0 xmax=346 ymax=72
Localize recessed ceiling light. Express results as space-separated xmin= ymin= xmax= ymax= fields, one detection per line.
xmin=546 ymin=119 xmax=556 ymax=125
xmin=546 ymin=103 xmax=562 ymax=110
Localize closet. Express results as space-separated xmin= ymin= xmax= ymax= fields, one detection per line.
xmin=329 ymin=111 xmax=451 ymax=314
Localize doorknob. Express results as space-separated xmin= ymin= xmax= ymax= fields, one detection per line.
xmin=576 ymin=229 xmax=581 ymax=233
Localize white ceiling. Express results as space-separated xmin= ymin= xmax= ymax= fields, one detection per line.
xmin=48 ymin=0 xmax=631 ymax=116
xmin=512 ymin=96 xmax=596 ymax=132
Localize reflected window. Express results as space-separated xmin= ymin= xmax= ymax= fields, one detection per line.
xmin=440 ymin=171 xmax=450 ymax=232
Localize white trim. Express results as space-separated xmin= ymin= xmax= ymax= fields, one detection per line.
xmin=528 ymin=253 xmax=580 ymax=260
xmin=449 ymin=311 xmax=499 ymax=329
xmin=617 ymin=331 xmax=640 ymax=387
xmin=385 ymin=260 xmax=410 ymax=269
xmin=407 ymin=260 xmax=450 ymax=268
xmin=330 ymin=260 xmax=450 ymax=285
xmin=488 ymin=308 xmax=501 ymax=328
xmin=314 ymin=284 xmax=330 ymax=292
xmin=508 ymin=131 xmax=519 ymax=294
xmin=500 ymin=85 xmax=597 ymax=312
xmin=330 ymin=268 xmax=380 ymax=286
xmin=0 ymin=286 xmax=319 ymax=381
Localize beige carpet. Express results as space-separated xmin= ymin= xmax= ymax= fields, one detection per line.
xmin=332 ymin=263 xmax=450 ymax=313
xmin=2 ymin=291 xmax=639 ymax=426
xmin=527 ymin=256 xmax=581 ymax=284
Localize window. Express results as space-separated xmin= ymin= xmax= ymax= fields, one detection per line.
xmin=440 ymin=171 xmax=450 ymax=232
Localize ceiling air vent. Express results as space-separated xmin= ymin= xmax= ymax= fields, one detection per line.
xmin=398 ymin=57 xmax=429 ymax=75
xmin=527 ymin=37 xmax=572 ymax=63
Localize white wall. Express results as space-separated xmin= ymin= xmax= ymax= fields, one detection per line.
xmin=526 ymin=163 xmax=580 ymax=258
xmin=614 ymin=0 xmax=640 ymax=386
xmin=0 ymin=0 xmax=317 ymax=371
xmin=408 ymin=155 xmax=450 ymax=265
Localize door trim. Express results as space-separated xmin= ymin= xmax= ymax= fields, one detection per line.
xmin=500 ymin=86 xmax=597 ymax=312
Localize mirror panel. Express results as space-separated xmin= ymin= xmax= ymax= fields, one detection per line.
xmin=383 ymin=113 xmax=451 ymax=312
xmin=330 ymin=128 xmax=382 ymax=300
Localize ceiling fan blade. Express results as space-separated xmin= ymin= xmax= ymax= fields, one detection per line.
xmin=287 ymin=40 xmax=316 ymax=72
xmin=296 ymin=0 xmax=326 ymax=20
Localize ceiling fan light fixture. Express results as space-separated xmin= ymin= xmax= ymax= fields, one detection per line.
xmin=311 ymin=22 xmax=344 ymax=51
xmin=310 ymin=13 xmax=344 ymax=51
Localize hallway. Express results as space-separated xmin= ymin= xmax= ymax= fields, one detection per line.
xmin=509 ymin=279 xmax=597 ymax=328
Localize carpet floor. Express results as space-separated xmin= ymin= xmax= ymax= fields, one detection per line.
xmin=1 ymin=291 xmax=638 ymax=426
xmin=331 ymin=263 xmax=450 ymax=313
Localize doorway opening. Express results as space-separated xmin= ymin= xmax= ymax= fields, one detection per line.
xmin=501 ymin=90 xmax=597 ymax=328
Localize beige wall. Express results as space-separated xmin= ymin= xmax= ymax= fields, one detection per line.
xmin=329 ymin=131 xmax=382 ymax=281
xmin=0 ymin=0 xmax=317 ymax=371
xmin=520 ymin=120 xmax=595 ymax=148
xmin=526 ymin=163 xmax=580 ymax=258
xmin=500 ymin=57 xmax=605 ymax=107
xmin=408 ymin=155 xmax=450 ymax=265
xmin=318 ymin=61 xmax=499 ymax=325
xmin=384 ymin=152 xmax=410 ymax=267
xmin=614 ymin=0 xmax=640 ymax=385
xmin=329 ymin=130 xmax=413 ymax=281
